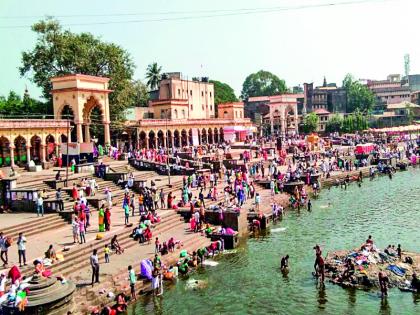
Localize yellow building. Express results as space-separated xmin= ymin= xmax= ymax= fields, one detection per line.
xmin=125 ymin=74 xmax=254 ymax=148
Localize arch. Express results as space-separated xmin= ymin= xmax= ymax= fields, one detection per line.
xmin=45 ymin=134 xmax=56 ymax=161
xmin=181 ymin=129 xmax=188 ymax=147
xmin=201 ymin=128 xmax=207 ymax=144
xmin=208 ymin=128 xmax=213 ymax=144
xmin=0 ymin=136 xmax=11 ymax=166
xmin=188 ymin=129 xmax=193 ymax=146
xmin=61 ymin=134 xmax=68 ymax=144
xmin=139 ymin=131 xmax=147 ymax=148
xmin=166 ymin=130 xmax=172 ymax=148
xmin=60 ymin=105 xmax=77 ymax=142
xmin=148 ymin=130 xmax=156 ymax=149
xmin=157 ymin=130 xmax=164 ymax=148
xmin=219 ymin=127 xmax=224 ymax=142
xmin=173 ymin=130 xmax=180 ymax=148
xmin=83 ymin=96 xmax=106 ymax=145
xmin=30 ymin=135 xmax=42 ymax=163
xmin=14 ymin=136 xmax=27 ymax=165
xmin=214 ymin=128 xmax=219 ymax=144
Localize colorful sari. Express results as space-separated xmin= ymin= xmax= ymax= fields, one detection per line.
xmin=98 ymin=208 xmax=105 ymax=232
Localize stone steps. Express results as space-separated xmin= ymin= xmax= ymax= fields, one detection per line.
xmin=21 ymin=211 xmax=183 ymax=278
xmin=1 ymin=215 xmax=68 ymax=240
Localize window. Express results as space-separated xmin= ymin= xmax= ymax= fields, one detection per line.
xmin=240 ymin=112 xmax=242 ymax=118
xmin=161 ymin=109 xmax=165 ymax=118
xmin=201 ymin=91 xmax=204 ymax=97
xmin=210 ymin=105 xmax=212 ymax=111
xmin=235 ymin=111 xmax=238 ymax=118
xmin=190 ymin=104 xmax=193 ymax=110
xmin=174 ymin=109 xmax=178 ymax=119
xmin=178 ymin=89 xmax=181 ymax=96
xmin=210 ymin=92 xmax=212 ymax=97
xmin=182 ymin=109 xmax=186 ymax=118
xmin=202 ymin=104 xmax=204 ymax=110
xmin=224 ymin=111 xmax=228 ymax=117
xmin=190 ymin=90 xmax=192 ymax=96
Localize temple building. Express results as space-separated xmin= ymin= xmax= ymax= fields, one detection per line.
xmin=245 ymin=94 xmax=301 ymax=136
xmin=0 ymin=74 xmax=112 ymax=168
xmin=123 ymin=73 xmax=254 ymax=149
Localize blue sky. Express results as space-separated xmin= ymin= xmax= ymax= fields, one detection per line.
xmin=1 ymin=0 xmax=419 ymax=100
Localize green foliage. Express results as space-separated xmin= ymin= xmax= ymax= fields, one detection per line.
xmin=20 ymin=18 xmax=136 ymax=123
xmin=343 ymin=74 xmax=375 ymax=113
xmin=131 ymin=80 xmax=149 ymax=107
xmin=325 ymin=114 xmax=343 ymax=133
xmin=340 ymin=110 xmax=368 ymax=133
xmin=0 ymin=91 xmax=51 ymax=117
xmin=303 ymin=112 xmax=319 ymax=133
xmin=241 ymin=70 xmax=287 ymax=99
xmin=209 ymin=80 xmax=238 ymax=105
xmin=145 ymin=62 xmax=162 ymax=90
xmin=406 ymin=103 xmax=414 ymax=124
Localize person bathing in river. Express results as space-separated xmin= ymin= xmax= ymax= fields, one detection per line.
xmin=378 ymin=272 xmax=389 ymax=298
xmin=280 ymin=255 xmax=289 ymax=270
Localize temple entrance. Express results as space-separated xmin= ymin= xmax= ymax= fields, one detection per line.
xmin=14 ymin=136 xmax=27 ymax=165
xmin=30 ymin=135 xmax=42 ymax=164
xmin=0 ymin=136 xmax=11 ymax=166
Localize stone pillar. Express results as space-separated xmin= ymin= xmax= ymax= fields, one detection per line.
xmin=136 ymin=129 xmax=140 ymax=150
xmin=104 ymin=122 xmax=111 ymax=146
xmin=270 ymin=116 xmax=274 ymax=134
xmin=146 ymin=137 xmax=149 ymax=149
xmin=41 ymin=145 xmax=46 ymax=163
xmin=84 ymin=124 xmax=91 ymax=143
xmin=154 ymin=137 xmax=157 ymax=149
xmin=76 ymin=123 xmax=84 ymax=143
xmin=170 ymin=136 xmax=174 ymax=149
xmin=26 ymin=145 xmax=31 ymax=165
xmin=10 ymin=146 xmax=15 ymax=168
xmin=163 ymin=136 xmax=167 ymax=149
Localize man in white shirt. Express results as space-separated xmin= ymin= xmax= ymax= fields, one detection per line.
xmin=37 ymin=196 xmax=44 ymax=217
xmin=17 ymin=232 xmax=27 ymax=266
xmin=90 ymin=249 xmax=100 ymax=285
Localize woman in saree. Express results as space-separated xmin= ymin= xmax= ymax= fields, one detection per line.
xmin=104 ymin=208 xmax=111 ymax=231
xmin=98 ymin=205 xmax=105 ymax=232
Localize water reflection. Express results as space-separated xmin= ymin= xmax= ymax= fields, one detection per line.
xmin=317 ymin=285 xmax=328 ymax=310
xmin=379 ymin=297 xmax=391 ymax=315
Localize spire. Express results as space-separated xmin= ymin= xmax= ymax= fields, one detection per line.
xmin=23 ymin=84 xmax=30 ymax=98
xmin=323 ymin=76 xmax=327 ymax=87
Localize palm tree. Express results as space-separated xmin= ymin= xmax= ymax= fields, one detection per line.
xmin=145 ymin=62 xmax=162 ymax=90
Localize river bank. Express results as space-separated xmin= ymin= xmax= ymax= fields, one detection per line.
xmin=127 ymin=167 xmax=420 ymax=315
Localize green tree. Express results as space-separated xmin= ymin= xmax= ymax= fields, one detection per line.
xmin=0 ymin=91 xmax=50 ymax=117
xmin=241 ymin=70 xmax=287 ymax=99
xmin=343 ymin=74 xmax=375 ymax=113
xmin=303 ymin=112 xmax=319 ymax=133
xmin=325 ymin=114 xmax=343 ymax=133
xmin=145 ymin=62 xmax=162 ymax=90
xmin=131 ymin=80 xmax=149 ymax=107
xmin=406 ymin=103 xmax=414 ymax=124
xmin=209 ymin=80 xmax=238 ymax=106
xmin=20 ymin=18 xmax=135 ymax=123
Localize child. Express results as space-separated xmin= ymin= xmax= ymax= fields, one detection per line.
xmin=155 ymin=237 xmax=160 ymax=254
xmin=124 ymin=204 xmax=130 ymax=225
xmin=128 ymin=265 xmax=136 ymax=301
xmin=104 ymin=245 xmax=110 ymax=263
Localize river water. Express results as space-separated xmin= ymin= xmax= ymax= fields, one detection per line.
xmin=130 ymin=168 xmax=420 ymax=315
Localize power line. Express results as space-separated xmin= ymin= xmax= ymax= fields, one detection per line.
xmin=0 ymin=0 xmax=393 ymax=29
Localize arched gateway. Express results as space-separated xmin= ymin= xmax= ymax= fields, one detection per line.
xmin=51 ymin=74 xmax=112 ymax=145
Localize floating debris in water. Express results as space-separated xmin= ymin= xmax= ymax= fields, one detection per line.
xmin=271 ymin=227 xmax=287 ymax=233
xmin=185 ymin=279 xmax=208 ymax=290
